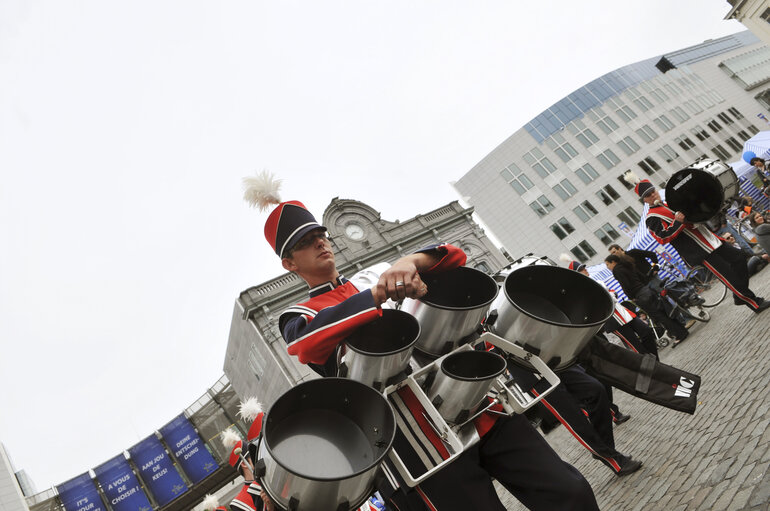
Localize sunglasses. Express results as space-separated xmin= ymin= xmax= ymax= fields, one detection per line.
xmin=288 ymin=230 xmax=329 ymax=254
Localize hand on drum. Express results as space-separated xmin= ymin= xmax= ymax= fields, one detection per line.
xmin=675 ymin=211 xmax=686 ymax=223
xmin=372 ymin=258 xmax=429 ymax=306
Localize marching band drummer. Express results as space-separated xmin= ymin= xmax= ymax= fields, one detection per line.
xmin=243 ymin=172 xmax=599 ymax=511
xmin=626 ymin=173 xmax=770 ymax=314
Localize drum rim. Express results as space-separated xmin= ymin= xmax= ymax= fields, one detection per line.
xmin=262 ymin=378 xmax=396 ymax=482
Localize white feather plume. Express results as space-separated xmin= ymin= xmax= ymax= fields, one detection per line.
xmin=201 ymin=494 xmax=220 ymax=511
xmin=623 ymin=170 xmax=641 ymax=187
xmin=242 ymin=170 xmax=282 ymax=211
xmin=559 ymin=253 xmax=574 ymax=265
xmin=221 ymin=428 xmax=241 ymax=451
xmin=238 ymin=397 xmax=264 ymax=422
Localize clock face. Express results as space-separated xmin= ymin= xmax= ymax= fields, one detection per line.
xmin=345 ymin=223 xmax=365 ymax=240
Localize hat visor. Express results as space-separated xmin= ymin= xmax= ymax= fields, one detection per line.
xmin=281 ymin=224 xmax=327 ymax=257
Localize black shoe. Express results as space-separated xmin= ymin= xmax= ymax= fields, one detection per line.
xmin=754 ymin=300 xmax=770 ymax=313
xmin=613 ymin=412 xmax=631 ymax=425
xmin=615 ymin=456 xmax=643 ymax=476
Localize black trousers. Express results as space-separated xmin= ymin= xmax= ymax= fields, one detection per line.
xmin=510 ymin=365 xmax=628 ymax=473
xmin=702 ymin=244 xmax=762 ymax=310
xmin=605 ymin=316 xmax=659 ymax=360
xmin=634 ymin=286 xmax=689 ymax=341
xmin=391 ymin=413 xmax=598 ymax=511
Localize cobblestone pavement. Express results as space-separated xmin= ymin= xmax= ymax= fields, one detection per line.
xmin=497 ymin=273 xmax=770 ymax=511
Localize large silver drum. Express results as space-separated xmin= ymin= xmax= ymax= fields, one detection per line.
xmin=492 ymin=265 xmax=613 ymax=372
xmin=257 ymin=378 xmax=396 ymax=511
xmin=401 ymin=266 xmax=498 ymax=357
xmin=665 ymin=158 xmax=739 ymax=223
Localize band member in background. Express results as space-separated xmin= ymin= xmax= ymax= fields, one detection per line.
xmin=608 ymin=244 xmax=659 ymax=278
xmin=626 ymin=174 xmax=770 ymax=313
xmin=243 ymin=171 xmax=600 ymax=511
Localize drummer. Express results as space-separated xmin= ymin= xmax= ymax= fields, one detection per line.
xmin=626 ymin=174 xmax=769 ymax=313
xmin=244 ymin=173 xmax=599 ymax=511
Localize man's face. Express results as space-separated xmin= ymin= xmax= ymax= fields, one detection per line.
xmin=609 ymin=246 xmax=623 ymax=256
xmin=281 ymin=229 xmax=336 ymax=276
xmin=643 ymin=189 xmax=661 ymax=205
xmin=755 ymin=161 xmax=765 ymax=169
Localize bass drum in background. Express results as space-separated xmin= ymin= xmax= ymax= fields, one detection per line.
xmin=665 ymin=158 xmax=739 ymax=223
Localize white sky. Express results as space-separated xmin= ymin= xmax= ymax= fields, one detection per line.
xmin=0 ymin=0 xmax=744 ymax=492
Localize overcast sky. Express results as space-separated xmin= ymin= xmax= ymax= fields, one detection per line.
xmin=0 ymin=0 xmax=745 ymax=492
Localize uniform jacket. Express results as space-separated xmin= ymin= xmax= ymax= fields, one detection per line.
xmin=645 ymin=203 xmax=722 ymax=266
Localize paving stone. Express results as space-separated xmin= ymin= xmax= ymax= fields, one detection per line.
xmin=726 ymin=487 xmax=753 ymax=511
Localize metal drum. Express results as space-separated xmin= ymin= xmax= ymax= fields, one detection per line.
xmin=492 ymin=265 xmax=613 ymax=372
xmin=401 ymin=266 xmax=498 ymax=357
xmin=257 ymin=378 xmax=396 ymax=511
xmin=427 ymin=349 xmax=507 ymax=424
xmin=340 ymin=309 xmax=420 ymax=390
xmin=665 ymin=158 xmax=739 ymax=223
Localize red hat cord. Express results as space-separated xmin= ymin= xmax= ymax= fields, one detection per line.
xmin=238 ymin=397 xmax=265 ymax=442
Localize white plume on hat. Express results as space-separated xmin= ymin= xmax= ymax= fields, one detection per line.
xmin=237 ymin=397 xmax=263 ymax=422
xmin=201 ymin=494 xmax=220 ymax=511
xmin=242 ymin=170 xmax=282 ymax=211
xmin=221 ymin=428 xmax=242 ymax=451
xmin=559 ymin=253 xmax=573 ymax=265
xmin=623 ymin=170 xmax=642 ymax=187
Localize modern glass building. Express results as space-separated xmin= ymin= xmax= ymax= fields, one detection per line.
xmin=454 ymin=31 xmax=770 ymax=264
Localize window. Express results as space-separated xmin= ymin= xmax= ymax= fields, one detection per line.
xmin=597 ymin=148 xmax=621 ymax=169
xmin=523 ymin=148 xmax=557 ymax=178
xmin=550 ymin=217 xmax=575 ymax=240
xmin=650 ymin=87 xmax=669 ymax=103
xmin=717 ymin=112 xmax=734 ymax=125
xmin=657 ymin=144 xmax=679 ymax=163
xmin=626 ymin=88 xmax=654 ymax=111
xmin=708 ymin=90 xmax=725 ymax=103
xmin=638 ymin=156 xmax=661 ymax=175
xmin=617 ymin=136 xmax=640 ymax=156
xmin=712 ymin=144 xmax=731 ymax=160
xmin=618 ymin=207 xmax=641 ymax=226
xmin=635 ymin=125 xmax=659 ymax=143
xmin=587 ymin=107 xmax=619 ymax=134
xmin=595 ymin=223 xmax=621 ymax=245
xmin=596 ymin=184 xmax=620 ymax=205
xmin=675 ymin=135 xmax=697 ymax=151
xmin=747 ymin=125 xmax=759 ymax=136
xmin=500 ymin=163 xmax=534 ymax=195
xmin=575 ymin=163 xmax=599 ymax=184
xmin=664 ymin=82 xmax=681 ymax=96
xmin=653 ymin=114 xmax=675 ymax=132
xmin=553 ymin=179 xmax=577 ymax=201
xmin=684 ymin=99 xmax=703 ymax=115
xmin=529 ymin=195 xmax=555 ymax=217
xmin=761 ymin=7 xmax=770 ymax=23
xmin=736 ymin=129 xmax=751 ymax=142
xmin=579 ymin=240 xmax=597 ymax=257
xmin=707 ymin=119 xmax=723 ymax=133
xmin=727 ymin=107 xmax=744 ymax=120
xmin=725 ymin=136 xmax=743 ymax=153
xmin=557 ymin=216 xmax=575 ymax=234
xmin=573 ymin=200 xmax=599 ymax=222
xmin=545 ymin=133 xmax=579 ymax=163
xmin=568 ymin=119 xmax=600 ymax=148
xmin=691 ymin=125 xmax=711 ymax=141
xmin=475 ymin=261 xmax=491 ymax=273
xmin=617 ymin=174 xmax=633 ymax=190
xmin=248 ymin=347 xmax=265 ymax=381
xmin=571 ymin=246 xmax=588 ymax=263
xmin=608 ymin=97 xmax=637 ymax=122
xmin=670 ymin=106 xmax=690 ymax=123
xmin=696 ymin=94 xmax=715 ymax=109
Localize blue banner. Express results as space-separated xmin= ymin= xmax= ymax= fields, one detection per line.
xmin=159 ymin=414 xmax=219 ymax=484
xmin=128 ymin=435 xmax=188 ymax=506
xmin=56 ymin=473 xmax=106 ymax=511
xmin=93 ymin=454 xmax=153 ymax=511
